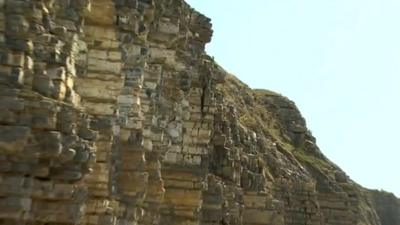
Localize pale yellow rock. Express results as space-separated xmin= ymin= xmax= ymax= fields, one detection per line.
xmin=32 ymin=202 xmax=80 ymax=223
xmin=85 ymin=0 xmax=115 ymax=26
xmin=118 ymin=95 xmax=141 ymax=105
xmin=81 ymin=101 xmax=116 ymax=115
xmin=158 ymin=19 xmax=180 ymax=34
xmin=144 ymin=81 xmax=158 ymax=90
xmin=164 ymin=189 xmax=202 ymax=207
xmin=65 ymin=89 xmax=81 ymax=106
xmin=88 ymin=58 xmax=122 ymax=74
xmin=0 ymin=1 xmax=389 ymax=225
xmin=3 ymin=52 xmax=25 ymax=67
xmin=118 ymin=172 xmax=148 ymax=196
xmin=142 ymin=128 xmax=152 ymax=138
xmin=183 ymin=146 xmax=207 ymax=155
xmin=65 ymin=75 xmax=74 ymax=88
xmin=125 ymin=118 xmax=143 ymax=129
xmin=182 ymin=135 xmax=194 ymax=145
xmin=149 ymin=47 xmax=176 ymax=67
xmin=189 ymin=105 xmax=202 ymax=113
xmin=164 ymin=151 xmax=178 ymax=164
xmin=86 ymin=163 xmax=109 ymax=183
xmin=53 ymin=81 xmax=67 ymax=100
xmin=84 ymin=25 xmax=118 ymax=41
xmin=119 ymin=129 xmax=132 ymax=142
xmin=169 ymin=145 xmax=182 ymax=153
xmin=164 ymin=180 xmax=195 ymax=189
xmin=243 ymin=209 xmax=275 ymax=224
xmin=75 ymin=78 xmax=123 ymax=101
xmin=88 ymin=49 xmax=121 ymax=61
xmin=150 ymin=132 xmax=164 ymax=142
xmin=124 ymin=44 xmax=142 ymax=58
xmin=86 ymin=199 xmax=111 ymax=214
xmin=243 ymin=194 xmax=268 ymax=209
xmin=183 ymin=155 xmax=201 ymax=166
xmin=143 ymin=138 xmax=153 ymax=151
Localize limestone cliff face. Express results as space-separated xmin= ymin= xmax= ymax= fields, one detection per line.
xmin=0 ymin=0 xmax=398 ymax=225
xmin=369 ymin=190 xmax=400 ymax=225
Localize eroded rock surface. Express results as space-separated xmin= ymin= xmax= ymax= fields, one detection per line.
xmin=369 ymin=190 xmax=400 ymax=225
xmin=0 ymin=0 xmax=398 ymax=225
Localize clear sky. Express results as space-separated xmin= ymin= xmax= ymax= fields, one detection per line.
xmin=186 ymin=0 xmax=400 ymax=197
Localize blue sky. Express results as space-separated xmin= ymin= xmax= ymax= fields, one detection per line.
xmin=186 ymin=0 xmax=400 ymax=197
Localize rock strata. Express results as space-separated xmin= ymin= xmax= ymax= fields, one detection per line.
xmin=0 ymin=0 xmax=398 ymax=225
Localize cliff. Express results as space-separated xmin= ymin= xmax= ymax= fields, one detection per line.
xmin=0 ymin=0 xmax=398 ymax=225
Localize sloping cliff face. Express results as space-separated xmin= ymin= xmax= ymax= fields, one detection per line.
xmin=369 ymin=190 xmax=400 ymax=225
xmin=0 ymin=0 xmax=398 ymax=225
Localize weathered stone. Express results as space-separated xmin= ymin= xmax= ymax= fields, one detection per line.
xmin=0 ymin=1 xmax=397 ymax=225
xmin=0 ymin=126 xmax=31 ymax=154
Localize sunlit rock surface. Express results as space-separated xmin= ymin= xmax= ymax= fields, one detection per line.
xmin=0 ymin=0 xmax=398 ymax=225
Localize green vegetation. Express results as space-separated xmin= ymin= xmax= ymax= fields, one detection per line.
xmin=293 ymin=149 xmax=331 ymax=171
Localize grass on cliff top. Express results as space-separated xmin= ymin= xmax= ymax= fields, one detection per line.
xmin=221 ymin=74 xmax=295 ymax=151
xmin=221 ymin=73 xmax=336 ymax=176
xmin=293 ymin=149 xmax=332 ymax=172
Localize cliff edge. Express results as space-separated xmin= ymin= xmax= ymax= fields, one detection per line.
xmin=0 ymin=0 xmax=398 ymax=225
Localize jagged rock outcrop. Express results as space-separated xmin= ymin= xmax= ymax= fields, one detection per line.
xmin=369 ymin=190 xmax=400 ymax=225
xmin=0 ymin=0 xmax=398 ymax=225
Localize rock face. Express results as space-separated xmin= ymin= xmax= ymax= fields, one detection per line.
xmin=369 ymin=190 xmax=400 ymax=225
xmin=0 ymin=0 xmax=398 ymax=225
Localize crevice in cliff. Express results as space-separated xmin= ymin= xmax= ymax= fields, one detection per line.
xmin=0 ymin=1 xmax=398 ymax=225
xmin=200 ymin=81 xmax=207 ymax=116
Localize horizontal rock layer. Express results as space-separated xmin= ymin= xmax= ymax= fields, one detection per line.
xmin=0 ymin=0 xmax=398 ymax=225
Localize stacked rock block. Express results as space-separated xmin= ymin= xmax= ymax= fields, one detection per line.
xmin=0 ymin=1 xmax=399 ymax=225
xmin=0 ymin=1 xmax=96 ymax=224
xmin=317 ymin=192 xmax=355 ymax=225
xmin=157 ymin=43 xmax=213 ymax=225
xmin=113 ymin=1 xmax=151 ymax=224
xmin=159 ymin=66 xmax=216 ymax=225
xmin=257 ymin=90 xmax=385 ymax=225
xmin=274 ymin=181 xmax=322 ymax=225
xmin=205 ymin=86 xmax=287 ymax=225
xmin=114 ymin=1 xmax=167 ymax=224
xmin=0 ymin=92 xmax=96 ymax=225
xmin=369 ymin=190 xmax=400 ymax=225
xmin=316 ymin=184 xmax=382 ymax=225
xmin=77 ymin=1 xmax=122 ymax=224
xmin=142 ymin=1 xmax=220 ymax=225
